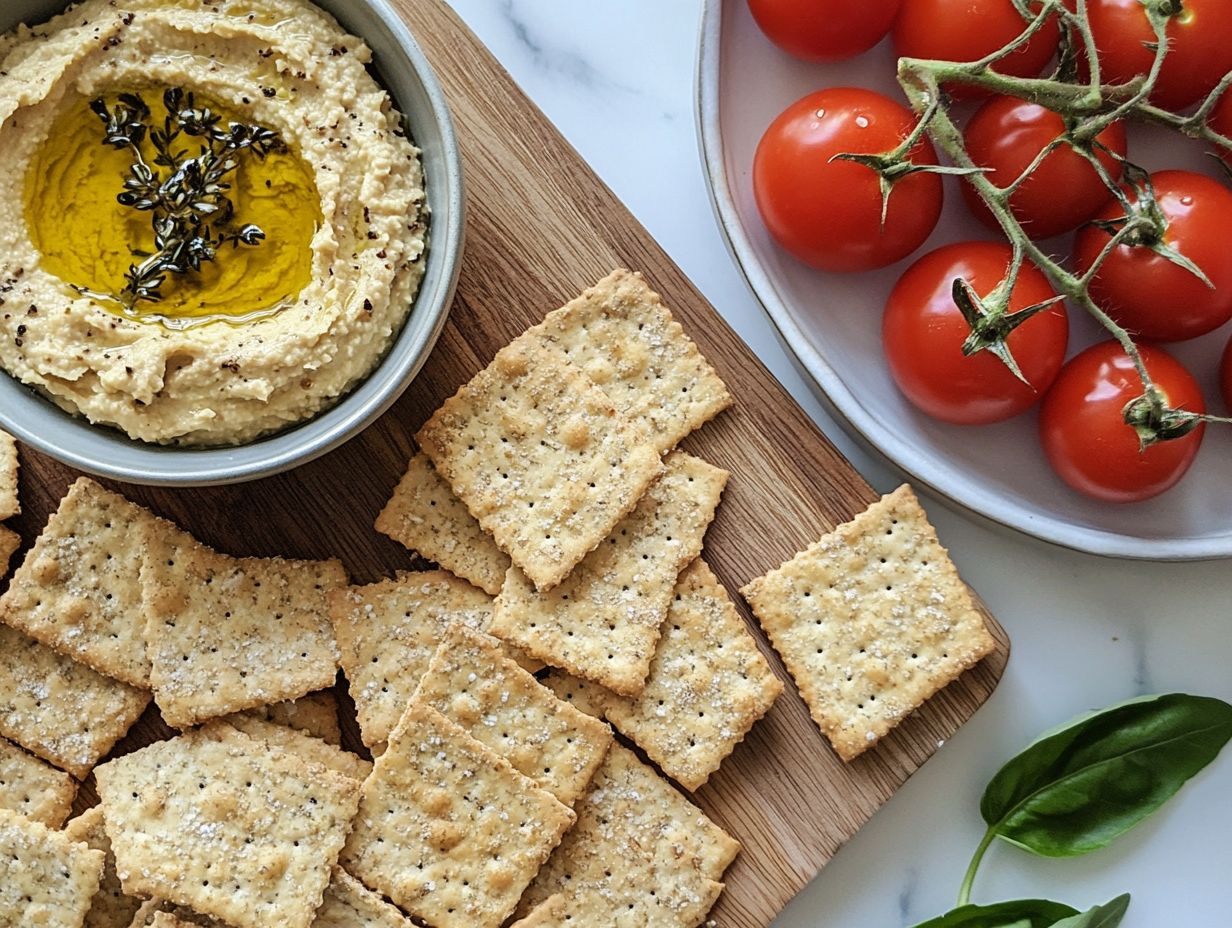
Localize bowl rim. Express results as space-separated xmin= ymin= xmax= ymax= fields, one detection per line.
xmin=694 ymin=0 xmax=1230 ymax=562
xmin=0 ymin=0 xmax=463 ymax=487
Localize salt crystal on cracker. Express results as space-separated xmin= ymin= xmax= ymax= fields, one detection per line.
xmin=329 ymin=570 xmax=497 ymax=748
xmin=94 ymin=723 xmax=360 ymax=928
xmin=417 ymin=337 xmax=663 ymax=592
xmin=740 ymin=484 xmax=996 ymax=762
xmin=549 ymin=559 xmax=782 ymax=791
xmin=0 ymin=478 xmax=159 ymax=687
xmin=375 ymin=452 xmax=510 ymax=595
xmin=341 ymin=701 xmax=575 ymax=928
xmin=414 ymin=623 xmax=611 ymax=805
xmin=65 ymin=807 xmax=142 ymax=928
xmin=524 ymin=269 xmax=732 ymax=453
xmin=517 ymin=743 xmax=739 ymax=927
xmin=0 ymin=431 xmax=17 ymax=521
xmin=490 ymin=451 xmax=728 ymax=696
xmin=0 ymin=735 xmax=76 ymax=827
xmin=140 ymin=518 xmax=345 ymax=729
xmin=0 ymin=623 xmax=149 ymax=779
xmin=0 ymin=805 xmax=103 ymax=928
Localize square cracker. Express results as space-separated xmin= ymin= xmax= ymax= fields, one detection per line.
xmin=341 ymin=702 xmax=575 ymax=928
xmin=550 ymin=560 xmax=783 ymax=791
xmin=315 ymin=868 xmax=417 ymax=928
xmin=0 ymin=525 xmax=17 ymax=579
xmin=232 ymin=690 xmax=342 ymax=746
xmin=223 ymin=716 xmax=372 ymax=783
xmin=413 ymin=623 xmax=611 ymax=805
xmin=0 ymin=735 xmax=76 ymax=827
xmin=0 ymin=806 xmax=104 ymax=928
xmin=417 ymin=337 xmax=663 ymax=592
xmin=490 ymin=451 xmax=728 ymax=696
xmin=65 ymin=807 xmax=143 ymax=928
xmin=0 ymin=623 xmax=150 ymax=779
xmin=330 ymin=570 xmax=497 ymax=748
xmin=94 ymin=723 xmax=361 ymax=928
xmin=375 ymin=452 xmax=510 ymax=596
xmin=0 ymin=431 xmax=17 ymax=521
xmin=524 ymin=269 xmax=732 ymax=453
xmin=0 ymin=477 xmax=159 ymax=687
xmin=140 ymin=519 xmax=346 ymax=729
xmin=740 ymin=484 xmax=997 ymax=762
xmin=517 ymin=743 xmax=739 ymax=927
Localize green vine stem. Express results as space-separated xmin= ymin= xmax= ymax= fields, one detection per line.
xmin=871 ymin=0 xmax=1232 ymax=442
xmin=957 ymin=826 xmax=997 ymax=907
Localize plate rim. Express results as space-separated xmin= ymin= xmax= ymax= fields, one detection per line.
xmin=693 ymin=0 xmax=1231 ymax=562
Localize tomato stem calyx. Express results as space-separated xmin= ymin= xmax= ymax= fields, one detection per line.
xmin=1122 ymin=391 xmax=1203 ymax=449
xmin=952 ymin=278 xmax=1064 ymax=386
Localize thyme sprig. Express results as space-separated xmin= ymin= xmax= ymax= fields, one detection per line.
xmin=90 ymin=88 xmax=284 ymax=310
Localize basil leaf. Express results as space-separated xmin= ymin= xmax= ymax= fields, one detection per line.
xmin=982 ymin=693 xmax=1232 ymax=857
xmin=1049 ymin=894 xmax=1131 ymax=928
xmin=910 ymin=899 xmax=1079 ymax=928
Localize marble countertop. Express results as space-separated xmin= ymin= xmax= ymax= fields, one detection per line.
xmin=445 ymin=3 xmax=1231 ymax=925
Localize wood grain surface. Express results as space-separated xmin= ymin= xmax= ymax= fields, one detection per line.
xmin=3 ymin=2 xmax=1009 ymax=924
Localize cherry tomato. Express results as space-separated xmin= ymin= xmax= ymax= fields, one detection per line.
xmin=1212 ymin=88 xmax=1232 ymax=168
xmin=893 ymin=0 xmax=1060 ymax=98
xmin=1040 ymin=341 xmax=1205 ymax=502
xmin=883 ymin=241 xmax=1069 ymax=424
xmin=754 ymin=88 xmax=943 ymax=272
xmin=1085 ymin=0 xmax=1232 ymax=111
xmin=748 ymin=0 xmax=902 ymax=62
xmin=1073 ymin=170 xmax=1232 ymax=342
xmin=1221 ymin=333 xmax=1232 ymax=412
xmin=961 ymin=96 xmax=1127 ymax=239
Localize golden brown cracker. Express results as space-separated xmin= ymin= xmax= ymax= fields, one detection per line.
xmin=0 ymin=806 xmax=103 ymax=928
xmin=65 ymin=807 xmax=143 ymax=928
xmin=232 ymin=690 xmax=342 ymax=746
xmin=223 ymin=716 xmax=371 ymax=783
xmin=741 ymin=484 xmax=996 ymax=761
xmin=0 ymin=735 xmax=76 ymax=828
xmin=0 ymin=525 xmax=17 ymax=579
xmin=0 ymin=431 xmax=17 ymax=521
xmin=417 ymin=338 xmax=663 ymax=592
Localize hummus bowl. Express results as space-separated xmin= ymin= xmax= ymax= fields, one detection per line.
xmin=0 ymin=0 xmax=462 ymax=485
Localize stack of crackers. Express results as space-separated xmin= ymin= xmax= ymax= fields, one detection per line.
xmin=0 ymin=270 xmax=995 ymax=928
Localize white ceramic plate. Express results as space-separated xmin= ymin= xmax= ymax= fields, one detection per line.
xmin=696 ymin=0 xmax=1232 ymax=560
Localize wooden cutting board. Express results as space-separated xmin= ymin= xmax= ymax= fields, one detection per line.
xmin=6 ymin=1 xmax=1009 ymax=924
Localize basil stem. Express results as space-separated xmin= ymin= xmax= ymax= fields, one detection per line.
xmin=910 ymin=898 xmax=1079 ymax=928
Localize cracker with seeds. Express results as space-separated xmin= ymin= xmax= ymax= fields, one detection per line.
xmin=375 ymin=452 xmax=511 ymax=595
xmin=232 ymin=690 xmax=342 ymax=745
xmin=330 ymin=570 xmax=501 ymax=748
xmin=549 ymin=560 xmax=782 ymax=791
xmin=525 ymin=269 xmax=732 ymax=453
xmin=490 ymin=451 xmax=728 ymax=696
xmin=0 ymin=623 xmax=149 ymax=779
xmin=341 ymin=702 xmax=575 ymax=928
xmin=413 ymin=624 xmax=611 ymax=805
xmin=140 ymin=519 xmax=345 ymax=729
xmin=0 ymin=431 xmax=17 ymax=521
xmin=0 ymin=478 xmax=159 ymax=687
xmin=417 ymin=338 xmax=663 ymax=592
xmin=0 ymin=524 xmax=17 ymax=579
xmin=0 ymin=806 xmax=103 ymax=928
xmin=224 ymin=716 xmax=371 ymax=783
xmin=94 ymin=723 xmax=360 ymax=928
xmin=518 ymin=743 xmax=739 ymax=927
xmin=0 ymin=735 xmax=76 ymax=827
xmin=65 ymin=807 xmax=143 ymax=928
xmin=315 ymin=868 xmax=416 ymax=928
xmin=741 ymin=484 xmax=996 ymax=762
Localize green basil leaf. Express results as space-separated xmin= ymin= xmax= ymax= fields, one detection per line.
xmin=910 ymin=899 xmax=1079 ymax=928
xmin=982 ymin=693 xmax=1232 ymax=857
xmin=1049 ymin=894 xmax=1131 ymax=928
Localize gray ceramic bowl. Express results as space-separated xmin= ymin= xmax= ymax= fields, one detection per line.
xmin=0 ymin=0 xmax=463 ymax=486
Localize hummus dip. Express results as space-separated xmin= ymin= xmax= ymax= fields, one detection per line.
xmin=0 ymin=0 xmax=426 ymax=445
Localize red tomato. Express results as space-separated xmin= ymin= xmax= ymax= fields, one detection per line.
xmin=1073 ymin=170 xmax=1232 ymax=341
xmin=1221 ymin=333 xmax=1232 ymax=412
xmin=883 ymin=241 xmax=1069 ymax=424
xmin=748 ymin=0 xmax=902 ymax=62
xmin=754 ymin=88 xmax=943 ymax=272
xmin=893 ymin=0 xmax=1060 ymax=97
xmin=961 ymin=96 xmax=1127 ymax=239
xmin=1085 ymin=0 xmax=1232 ymax=111
xmin=1040 ymin=341 xmax=1205 ymax=502
xmin=1212 ymin=88 xmax=1232 ymax=167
